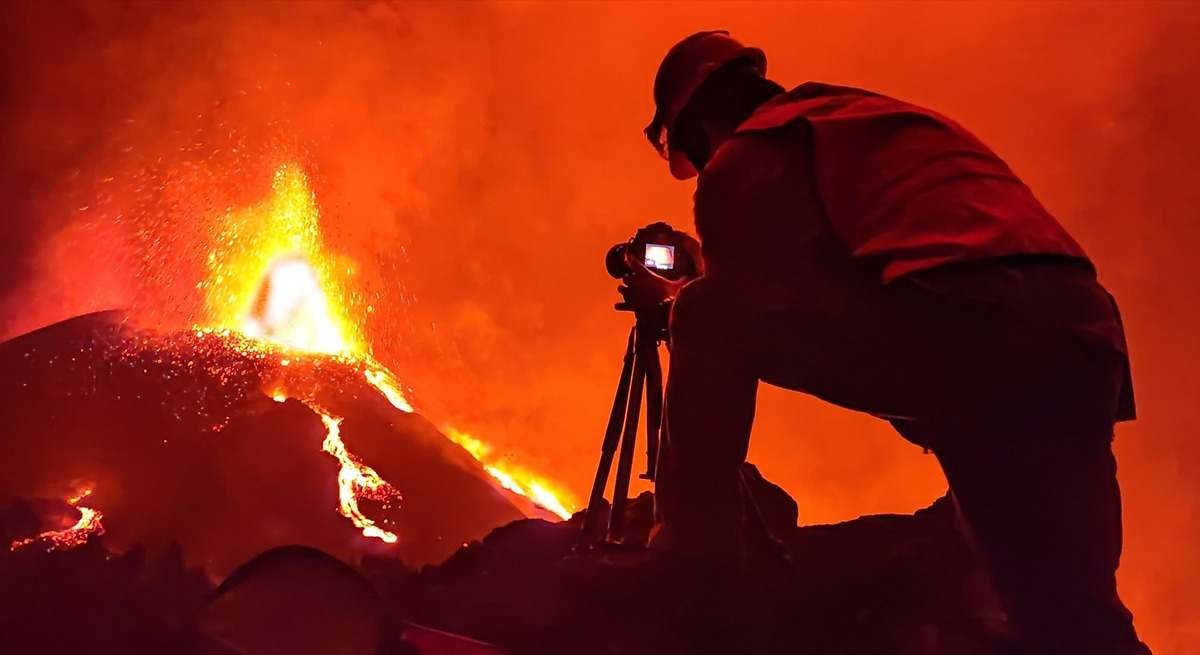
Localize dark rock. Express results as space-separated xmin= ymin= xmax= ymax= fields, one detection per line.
xmin=401 ymin=492 xmax=1002 ymax=655
xmin=0 ymin=481 xmax=1001 ymax=654
xmin=741 ymin=462 xmax=799 ymax=535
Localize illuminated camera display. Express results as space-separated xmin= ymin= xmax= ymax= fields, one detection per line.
xmin=605 ymin=221 xmax=699 ymax=282
xmin=643 ymin=243 xmax=675 ymax=271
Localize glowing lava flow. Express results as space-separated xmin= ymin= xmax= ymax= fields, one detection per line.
xmin=10 ymin=486 xmax=105 ymax=552
xmin=199 ymin=163 xmax=574 ymax=540
xmin=363 ymin=368 xmax=414 ymax=413
xmin=315 ymin=410 xmax=401 ymax=544
xmin=444 ymin=427 xmax=572 ymax=520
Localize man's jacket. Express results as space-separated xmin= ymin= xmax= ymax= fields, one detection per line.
xmin=729 ymin=82 xmax=1088 ymax=282
xmin=691 ymin=82 xmax=1133 ymax=421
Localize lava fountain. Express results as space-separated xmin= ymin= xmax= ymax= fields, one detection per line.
xmin=199 ymin=165 xmax=574 ymax=535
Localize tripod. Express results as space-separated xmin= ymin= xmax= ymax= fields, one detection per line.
xmin=576 ymin=304 xmax=789 ymax=563
xmin=580 ymin=305 xmax=668 ymax=545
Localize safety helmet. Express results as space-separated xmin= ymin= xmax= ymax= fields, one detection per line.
xmin=645 ymin=30 xmax=767 ymax=179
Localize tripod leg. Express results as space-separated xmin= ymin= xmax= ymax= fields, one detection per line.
xmin=641 ymin=342 xmax=663 ymax=481
xmin=581 ymin=327 xmax=637 ymax=542
xmin=608 ymin=343 xmax=647 ymax=541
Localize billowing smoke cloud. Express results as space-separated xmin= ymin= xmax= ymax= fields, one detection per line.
xmin=1 ymin=1 xmax=1197 ymax=649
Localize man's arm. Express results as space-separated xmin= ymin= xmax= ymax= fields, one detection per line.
xmin=693 ymin=124 xmax=844 ymax=306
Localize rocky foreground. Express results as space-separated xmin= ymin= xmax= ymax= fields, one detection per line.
xmin=2 ymin=469 xmax=1007 ymax=655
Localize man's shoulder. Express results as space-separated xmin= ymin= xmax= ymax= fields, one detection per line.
xmin=738 ymin=82 xmax=933 ymax=134
xmin=787 ymin=81 xmax=882 ymax=101
xmin=697 ymin=124 xmax=807 ymax=202
xmin=701 ymin=88 xmax=844 ymax=186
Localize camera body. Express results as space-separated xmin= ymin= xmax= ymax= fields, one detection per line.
xmin=605 ymin=221 xmax=701 ymax=282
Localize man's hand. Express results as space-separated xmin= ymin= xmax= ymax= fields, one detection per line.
xmin=617 ymin=258 xmax=688 ymax=312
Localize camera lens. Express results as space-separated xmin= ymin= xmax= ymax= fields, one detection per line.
xmin=605 ymin=243 xmax=632 ymax=279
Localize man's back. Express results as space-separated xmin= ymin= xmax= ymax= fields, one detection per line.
xmin=697 ymin=82 xmax=1089 ymax=283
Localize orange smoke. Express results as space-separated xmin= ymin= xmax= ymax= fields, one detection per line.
xmin=0 ymin=2 xmax=1196 ymax=649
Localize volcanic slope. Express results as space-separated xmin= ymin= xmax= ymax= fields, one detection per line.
xmin=0 ymin=311 xmax=530 ymax=574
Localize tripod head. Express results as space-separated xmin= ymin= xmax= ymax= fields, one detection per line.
xmin=624 ymin=301 xmax=672 ymax=345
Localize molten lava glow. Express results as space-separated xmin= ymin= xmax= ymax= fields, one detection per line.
xmin=10 ymin=486 xmax=105 ymax=552
xmin=200 ymin=164 xmax=364 ymax=355
xmin=364 ymin=368 xmax=414 ymax=413
xmin=192 ymin=162 xmax=574 ymax=540
xmin=315 ymin=409 xmax=401 ymax=544
xmin=444 ymin=427 xmax=573 ymax=520
xmin=243 ymin=255 xmax=349 ymax=354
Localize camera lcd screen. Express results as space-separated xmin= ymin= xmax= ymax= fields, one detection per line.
xmin=644 ymin=243 xmax=676 ymax=271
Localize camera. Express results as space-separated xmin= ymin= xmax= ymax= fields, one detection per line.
xmin=605 ymin=221 xmax=701 ymax=282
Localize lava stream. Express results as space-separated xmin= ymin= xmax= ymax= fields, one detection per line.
xmin=10 ymin=486 xmax=106 ymax=552
xmin=312 ymin=407 xmax=401 ymax=544
xmin=444 ymin=427 xmax=572 ymax=519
